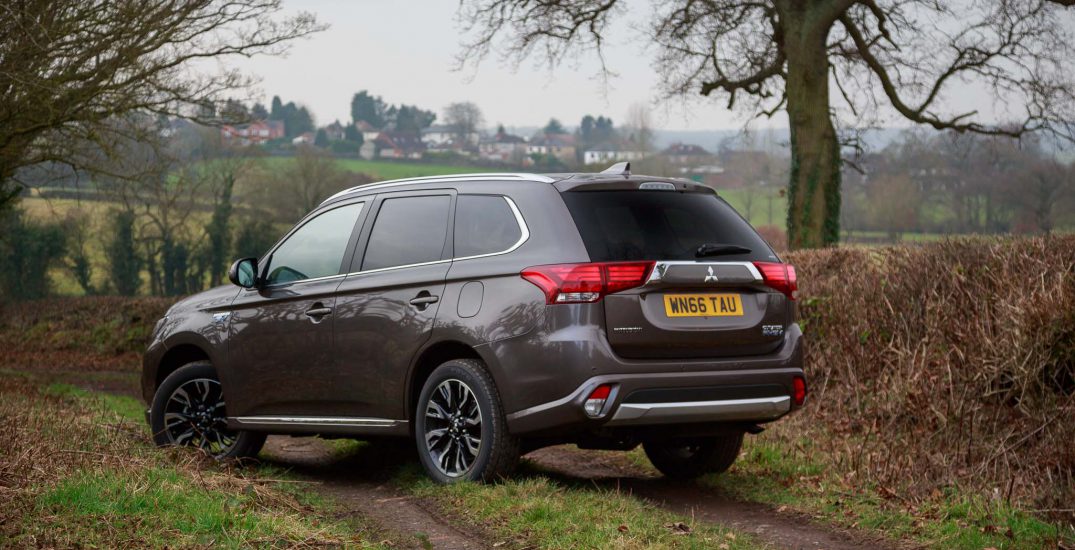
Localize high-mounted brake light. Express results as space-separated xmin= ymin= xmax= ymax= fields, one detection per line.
xmin=521 ymin=261 xmax=655 ymax=304
xmin=753 ymin=261 xmax=798 ymax=300
xmin=584 ymin=384 xmax=613 ymax=417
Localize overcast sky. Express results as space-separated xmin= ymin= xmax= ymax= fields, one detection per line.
xmin=228 ymin=0 xmax=782 ymax=131
xmin=226 ymin=0 xmax=1059 ymax=133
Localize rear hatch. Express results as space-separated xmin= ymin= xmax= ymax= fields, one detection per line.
xmin=560 ymin=187 xmax=793 ymax=359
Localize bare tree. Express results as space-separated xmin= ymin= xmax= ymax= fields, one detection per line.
xmin=443 ymin=102 xmax=485 ymax=148
xmin=624 ymin=102 xmax=656 ymax=157
xmin=254 ymin=147 xmax=370 ymax=224
xmin=456 ymin=0 xmax=1075 ymax=248
xmin=0 ymin=0 xmax=324 ymax=210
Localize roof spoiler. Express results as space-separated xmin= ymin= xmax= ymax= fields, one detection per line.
xmin=600 ymin=161 xmax=631 ymax=177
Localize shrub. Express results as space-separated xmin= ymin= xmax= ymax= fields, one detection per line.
xmin=0 ymin=209 xmax=66 ymax=301
xmin=787 ymin=235 xmax=1075 ymax=514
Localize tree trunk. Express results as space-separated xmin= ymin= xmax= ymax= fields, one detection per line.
xmin=784 ymin=20 xmax=841 ymax=249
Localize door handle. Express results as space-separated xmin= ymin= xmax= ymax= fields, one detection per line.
xmin=305 ymin=306 xmax=333 ymax=318
xmin=409 ymin=291 xmax=440 ymax=310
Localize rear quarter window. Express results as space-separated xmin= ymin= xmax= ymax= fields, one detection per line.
xmin=454 ymin=195 xmax=522 ymax=257
xmin=561 ymin=190 xmax=778 ymax=262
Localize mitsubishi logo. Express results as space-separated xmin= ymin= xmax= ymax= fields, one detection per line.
xmin=704 ymin=266 xmax=719 ymax=283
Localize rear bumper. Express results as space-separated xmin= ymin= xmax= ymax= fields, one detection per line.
xmin=498 ymin=322 xmax=804 ymax=433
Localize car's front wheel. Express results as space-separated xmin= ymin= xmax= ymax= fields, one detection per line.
xmin=415 ymin=359 xmax=519 ymax=482
xmin=150 ymin=361 xmax=265 ymax=459
xmin=643 ymin=433 xmax=744 ymax=480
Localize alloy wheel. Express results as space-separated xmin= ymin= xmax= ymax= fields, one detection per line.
xmin=423 ymin=378 xmax=483 ymax=477
xmin=162 ymin=377 xmax=238 ymax=456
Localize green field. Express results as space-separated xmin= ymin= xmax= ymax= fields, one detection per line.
xmin=261 ymin=156 xmax=498 ymax=181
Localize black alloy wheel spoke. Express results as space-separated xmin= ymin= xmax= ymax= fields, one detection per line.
xmin=164 ymin=378 xmax=240 ymax=457
xmin=424 ymin=379 xmax=483 ymax=477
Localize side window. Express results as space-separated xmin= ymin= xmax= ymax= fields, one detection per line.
xmin=266 ymin=203 xmax=363 ymax=285
xmin=454 ymin=195 xmax=522 ymax=258
xmin=362 ymin=195 xmax=451 ymax=271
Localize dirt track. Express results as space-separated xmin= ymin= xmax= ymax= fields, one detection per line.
xmin=59 ymin=368 xmax=900 ymax=549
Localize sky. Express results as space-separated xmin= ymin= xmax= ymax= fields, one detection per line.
xmin=227 ymin=0 xmax=778 ymax=132
xmin=224 ymin=0 xmax=1062 ymax=134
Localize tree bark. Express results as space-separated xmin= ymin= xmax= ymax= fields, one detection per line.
xmin=783 ymin=16 xmax=841 ymax=249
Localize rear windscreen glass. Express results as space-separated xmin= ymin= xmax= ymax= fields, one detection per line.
xmin=561 ymin=191 xmax=778 ymax=262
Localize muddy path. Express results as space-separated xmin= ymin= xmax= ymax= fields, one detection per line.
xmin=525 ymin=446 xmax=905 ymax=550
xmin=259 ymin=437 xmax=491 ymax=550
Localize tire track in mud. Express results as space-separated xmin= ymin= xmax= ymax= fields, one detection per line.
xmin=259 ymin=437 xmax=490 ymax=550
xmin=525 ymin=445 xmax=907 ymax=550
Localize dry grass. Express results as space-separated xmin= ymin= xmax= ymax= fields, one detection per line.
xmin=0 ymin=377 xmax=368 ymax=547
xmin=786 ymin=235 xmax=1075 ymax=520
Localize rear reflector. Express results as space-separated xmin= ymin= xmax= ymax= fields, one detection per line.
xmin=521 ymin=262 xmax=655 ymax=304
xmin=792 ymin=376 xmax=807 ymax=406
xmin=584 ymin=384 xmax=613 ymax=417
xmin=753 ymin=261 xmax=798 ymax=300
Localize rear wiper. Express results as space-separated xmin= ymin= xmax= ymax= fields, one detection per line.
xmin=695 ymin=243 xmax=752 ymax=258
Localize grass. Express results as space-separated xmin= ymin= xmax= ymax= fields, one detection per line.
xmin=0 ymin=376 xmax=378 ymax=548
xmin=694 ymin=424 xmax=1075 ymax=550
xmin=395 ymin=464 xmax=765 ymax=549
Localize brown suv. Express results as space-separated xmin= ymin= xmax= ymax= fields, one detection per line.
xmin=143 ymin=164 xmax=806 ymax=482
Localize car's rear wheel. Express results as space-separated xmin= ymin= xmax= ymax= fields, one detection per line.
xmin=415 ymin=359 xmax=519 ymax=483
xmin=643 ymin=433 xmax=744 ymax=480
xmin=150 ymin=362 xmax=265 ymax=459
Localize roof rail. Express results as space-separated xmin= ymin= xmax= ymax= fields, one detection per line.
xmin=320 ymin=172 xmax=556 ymax=205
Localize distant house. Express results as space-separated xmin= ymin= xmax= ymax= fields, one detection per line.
xmin=323 ymin=121 xmax=347 ymax=141
xmin=375 ymin=131 xmax=425 ymax=160
xmin=291 ymin=131 xmax=315 ymax=146
xmin=354 ymin=120 xmax=380 ymax=142
xmin=528 ymin=133 xmax=577 ymax=164
xmin=220 ymin=120 xmax=285 ymax=145
xmin=479 ymin=131 xmax=528 ymax=163
xmin=661 ymin=142 xmax=714 ymax=165
xmin=582 ymin=144 xmax=645 ymax=165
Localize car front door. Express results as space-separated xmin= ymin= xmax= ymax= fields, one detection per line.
xmin=223 ymin=199 xmax=367 ymax=419
xmin=333 ymin=191 xmax=454 ymax=421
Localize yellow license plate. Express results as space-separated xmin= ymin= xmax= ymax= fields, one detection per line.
xmin=663 ymin=294 xmax=744 ymax=317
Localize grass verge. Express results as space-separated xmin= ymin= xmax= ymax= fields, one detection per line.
xmin=695 ymin=423 xmax=1075 ymax=550
xmin=0 ymin=377 xmax=378 ymax=548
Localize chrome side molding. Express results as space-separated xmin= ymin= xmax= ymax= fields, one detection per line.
xmin=230 ymin=416 xmax=404 ymax=429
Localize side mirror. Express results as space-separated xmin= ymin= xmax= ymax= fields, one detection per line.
xmin=228 ymin=257 xmax=258 ymax=289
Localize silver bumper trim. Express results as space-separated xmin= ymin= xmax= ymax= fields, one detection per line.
xmin=607 ymin=396 xmax=791 ymax=426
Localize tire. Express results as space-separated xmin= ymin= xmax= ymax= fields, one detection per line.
xmin=415 ymin=358 xmax=519 ymax=483
xmin=643 ymin=433 xmax=744 ymax=480
xmin=150 ymin=361 xmax=266 ymax=459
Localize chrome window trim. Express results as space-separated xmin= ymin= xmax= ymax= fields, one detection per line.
xmin=255 ymin=195 xmax=530 ymax=289
xmin=344 ymin=195 xmax=529 ymax=277
xmin=450 ymin=196 xmax=530 ymax=262
xmin=646 ymin=260 xmax=763 ymax=285
xmin=231 ymin=416 xmax=404 ymax=428
xmin=321 ymin=173 xmax=555 ymax=205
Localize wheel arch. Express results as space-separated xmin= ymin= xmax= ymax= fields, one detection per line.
xmin=407 ymin=340 xmax=485 ymax=427
xmin=154 ymin=343 xmax=212 ymax=392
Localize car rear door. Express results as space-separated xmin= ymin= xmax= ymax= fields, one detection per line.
xmin=332 ymin=191 xmax=455 ymax=420
xmin=560 ymin=189 xmax=793 ymax=360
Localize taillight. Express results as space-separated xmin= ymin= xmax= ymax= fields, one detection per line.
xmin=753 ymin=261 xmax=798 ymax=300
xmin=584 ymin=384 xmax=612 ymax=417
xmin=521 ymin=261 xmax=655 ymax=304
xmin=792 ymin=376 xmax=807 ymax=406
